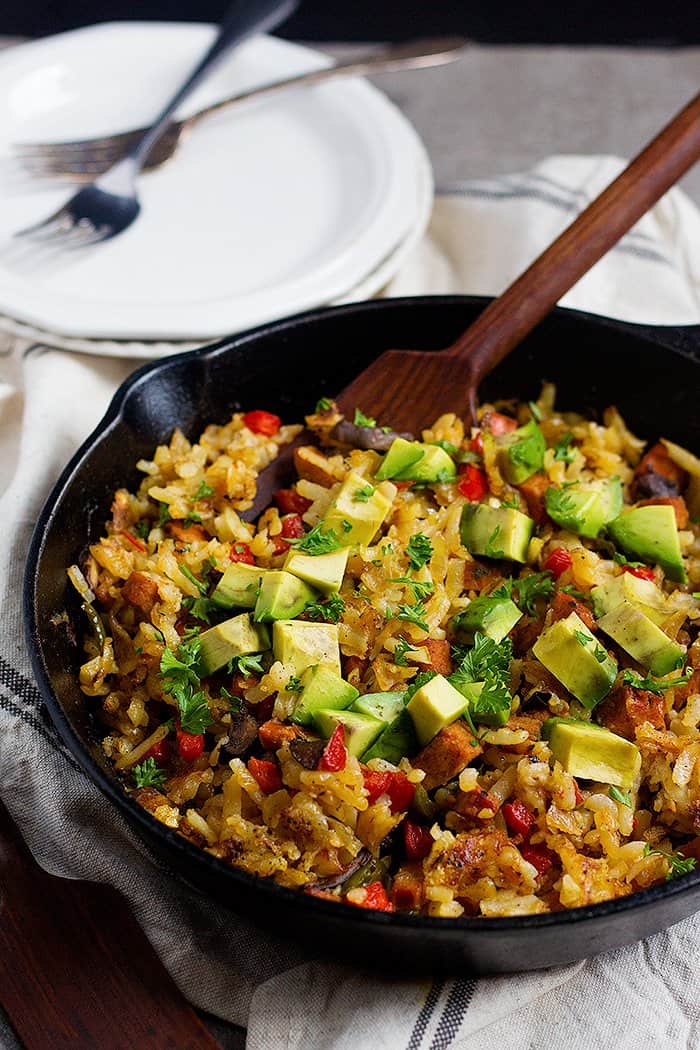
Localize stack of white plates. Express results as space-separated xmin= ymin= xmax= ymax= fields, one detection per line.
xmin=0 ymin=24 xmax=433 ymax=357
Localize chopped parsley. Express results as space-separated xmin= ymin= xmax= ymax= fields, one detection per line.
xmin=431 ymin=439 xmax=458 ymax=457
xmin=179 ymin=564 xmax=208 ymax=595
xmin=643 ymin=843 xmax=697 ymax=880
xmin=511 ymin=571 xmax=554 ymax=614
xmin=353 ymin=484 xmax=376 ymax=503
xmin=341 ymin=519 xmax=353 ymax=533
xmin=406 ymin=533 xmax=433 ymax=570
xmin=396 ymin=601 xmax=430 ymax=632
xmin=227 ymin=653 xmax=265 ymax=677
xmin=612 ymin=551 xmax=645 ymax=568
xmin=157 ymin=501 xmax=172 ymax=527
xmin=134 ymin=519 xmax=151 ymax=540
xmin=182 ymin=594 xmax=216 ymax=623
xmin=501 ymin=495 xmax=519 ymax=509
xmin=404 ymin=670 xmax=437 ymax=703
xmin=560 ymin=584 xmax=586 ymax=599
xmin=388 ymin=576 xmax=435 ymax=602
xmin=194 ymin=480 xmax=215 ymax=500
xmin=286 ymin=675 xmax=303 ymax=693
xmin=159 ymin=635 xmax=213 ymax=735
xmin=449 ymin=632 xmax=513 ymax=726
xmin=609 ymin=786 xmax=632 ymax=807
xmin=315 ymin=397 xmax=332 ymax=412
xmin=290 ymin=522 xmax=343 ymax=555
xmin=220 ymin=687 xmax=242 ymax=712
xmin=304 ymin=593 xmax=346 ymax=623
xmin=621 ymin=668 xmax=692 ymax=695
xmin=574 ymin=629 xmax=592 ymax=648
xmin=393 ymin=637 xmax=416 ymax=666
xmin=593 ymin=643 xmax=608 ymax=664
xmin=354 ymin=408 xmax=377 ymax=428
xmin=552 ymin=432 xmax=576 ymax=463
xmin=485 ymin=526 xmax=505 ymax=559
xmin=132 ymin=757 xmax=166 ymax=789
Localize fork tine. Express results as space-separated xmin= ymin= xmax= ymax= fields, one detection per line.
xmin=14 ymin=209 xmax=73 ymax=240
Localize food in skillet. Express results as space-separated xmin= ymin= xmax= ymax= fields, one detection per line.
xmin=69 ymin=392 xmax=700 ymax=917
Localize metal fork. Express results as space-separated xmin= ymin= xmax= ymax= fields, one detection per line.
xmin=14 ymin=0 xmax=298 ymax=246
xmin=13 ymin=38 xmax=467 ymax=182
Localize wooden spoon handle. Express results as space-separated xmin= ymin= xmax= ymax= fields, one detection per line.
xmin=446 ymin=91 xmax=700 ymax=397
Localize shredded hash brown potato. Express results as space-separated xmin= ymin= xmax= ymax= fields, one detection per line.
xmin=70 ymin=396 xmax=700 ymax=917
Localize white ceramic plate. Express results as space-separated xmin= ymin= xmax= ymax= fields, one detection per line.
xmin=0 ymin=23 xmax=431 ymax=341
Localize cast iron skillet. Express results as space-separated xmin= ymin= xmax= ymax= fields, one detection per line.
xmin=24 ymin=296 xmax=700 ymax=974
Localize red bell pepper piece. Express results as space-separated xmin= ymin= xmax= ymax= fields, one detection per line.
xmin=623 ymin=564 xmax=655 ymax=581
xmin=176 ymin=727 xmax=204 ymax=762
xmin=543 ymin=547 xmax=572 ymax=578
xmin=280 ymin=513 xmax=305 ymax=539
xmin=229 ymin=541 xmax=255 ymax=564
xmin=275 ymin=489 xmax=312 ymax=515
xmin=458 ymin=464 xmax=489 ymax=501
xmin=122 ymin=530 xmax=147 ymax=552
xmin=243 ymin=410 xmax=281 ymax=436
xmin=347 ymin=881 xmax=394 ymax=913
xmin=362 ymin=769 xmax=391 ymax=804
xmin=319 ymin=725 xmax=347 ymax=772
xmin=403 ymin=820 xmax=434 ymax=860
xmin=488 ymin=412 xmax=518 ymax=436
xmin=144 ymin=737 xmax=170 ymax=765
xmin=386 ymin=771 xmax=415 ymax=814
xmin=520 ymin=843 xmax=556 ymax=876
xmin=248 ymin=756 xmax=283 ymax=793
xmin=502 ymin=799 xmax=537 ymax=838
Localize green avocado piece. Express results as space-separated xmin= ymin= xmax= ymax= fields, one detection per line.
xmin=211 ymin=562 xmax=265 ymax=610
xmin=312 ymin=708 xmax=384 ymax=756
xmin=361 ymin=708 xmax=418 ymax=764
xmin=460 ymin=503 xmax=534 ymax=563
xmin=253 ymin=570 xmax=316 ymax=622
xmin=375 ymin=437 xmax=425 ymax=481
xmin=452 ymin=595 xmax=522 ymax=643
xmin=542 ymin=716 xmax=641 ymax=790
xmin=591 ymin=573 xmax=669 ymax=627
xmin=608 ymin=504 xmax=686 ymax=583
xmin=545 ymin=477 xmax=623 ymax=539
xmin=283 ymin=548 xmax=349 ymax=595
xmin=291 ymin=665 xmax=359 ymax=726
xmin=198 ymin=613 xmax=270 ymax=676
xmin=406 ymin=673 xmax=469 ymax=745
xmin=352 ymin=691 xmax=405 ymax=724
xmin=272 ymin=620 xmax=341 ymax=676
xmin=323 ymin=470 xmax=394 ymax=547
xmin=597 ymin=602 xmax=685 ymax=676
xmin=455 ymin=679 xmax=512 ymax=727
xmin=496 ymin=420 xmax=546 ymax=484
xmin=532 ymin=611 xmax=617 ymax=709
xmin=394 ymin=443 xmax=457 ymax=483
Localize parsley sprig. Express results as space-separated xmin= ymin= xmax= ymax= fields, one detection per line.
xmin=406 ymin=533 xmax=433 ymax=570
xmin=552 ymin=432 xmax=576 ymax=463
xmin=194 ymin=480 xmax=215 ymax=500
xmin=621 ymin=668 xmax=691 ymax=695
xmin=393 ymin=637 xmax=416 ymax=666
xmin=159 ymin=635 xmax=213 ymax=735
xmin=396 ymin=601 xmax=430 ymax=632
xmin=290 ymin=522 xmax=343 ymax=555
xmin=304 ymin=593 xmax=346 ymax=623
xmin=449 ymin=632 xmax=513 ymax=725
xmin=133 ymin=757 xmax=166 ymax=789
xmin=227 ymin=653 xmax=265 ymax=677
xmin=643 ymin=843 xmax=697 ymax=880
xmin=354 ymin=408 xmax=377 ymax=428
xmin=388 ymin=576 xmax=435 ymax=602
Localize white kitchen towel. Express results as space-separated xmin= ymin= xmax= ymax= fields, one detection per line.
xmin=1 ymin=155 xmax=699 ymax=1050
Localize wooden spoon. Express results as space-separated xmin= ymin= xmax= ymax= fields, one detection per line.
xmin=244 ymin=91 xmax=700 ymax=518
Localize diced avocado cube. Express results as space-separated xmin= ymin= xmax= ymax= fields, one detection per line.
xmin=198 ymin=613 xmax=270 ymax=676
xmin=361 ymin=708 xmax=418 ymax=763
xmin=496 ymin=420 xmax=545 ymax=485
xmin=545 ymin=477 xmax=623 ymax=539
xmin=542 ymin=716 xmax=641 ymax=790
xmin=323 ymin=470 xmax=394 ymax=547
xmin=375 ymin=437 xmax=424 ymax=481
xmin=460 ymin=504 xmax=533 ymax=563
xmin=211 ymin=562 xmax=265 ymax=610
xmin=453 ymin=595 xmax=522 ymax=643
xmin=407 ymin=673 xmax=469 ymax=745
xmin=597 ymin=602 xmax=685 ymax=677
xmin=591 ymin=574 xmax=669 ymax=627
xmin=253 ymin=570 xmax=316 ymax=622
xmin=352 ymin=691 xmax=405 ymax=724
xmin=455 ymin=679 xmax=512 ymax=727
xmin=272 ymin=620 xmax=341 ymax=676
xmin=532 ymin=611 xmax=617 ymax=709
xmin=608 ymin=504 xmax=686 ymax=583
xmin=283 ymin=548 xmax=349 ymax=595
xmin=291 ymin=665 xmax=359 ymax=726
xmin=394 ymin=444 xmax=457 ymax=483
xmin=312 ymin=708 xmax=384 ymax=757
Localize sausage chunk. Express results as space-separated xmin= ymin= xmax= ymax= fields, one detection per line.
xmin=419 ymin=639 xmax=453 ymax=676
xmin=517 ymin=472 xmax=550 ymax=526
xmin=413 ymin=721 xmax=482 ymax=791
xmin=596 ymin=684 xmax=665 ymax=740
xmin=122 ymin=572 xmax=159 ymax=618
xmin=631 ymin=443 xmax=687 ymax=500
xmin=550 ymin=590 xmax=596 ymax=632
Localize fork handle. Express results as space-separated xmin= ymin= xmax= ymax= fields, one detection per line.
xmin=128 ymin=0 xmax=299 ymax=168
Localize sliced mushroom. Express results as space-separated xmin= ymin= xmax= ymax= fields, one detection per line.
xmin=289 ymin=737 xmax=325 ymax=769
xmin=293 ymin=446 xmax=341 ymax=487
xmin=330 ymin=419 xmax=413 ymax=452
xmin=221 ymin=710 xmax=259 ymax=757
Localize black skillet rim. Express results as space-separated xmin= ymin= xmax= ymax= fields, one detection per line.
xmin=23 ymin=294 xmax=700 ymax=938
